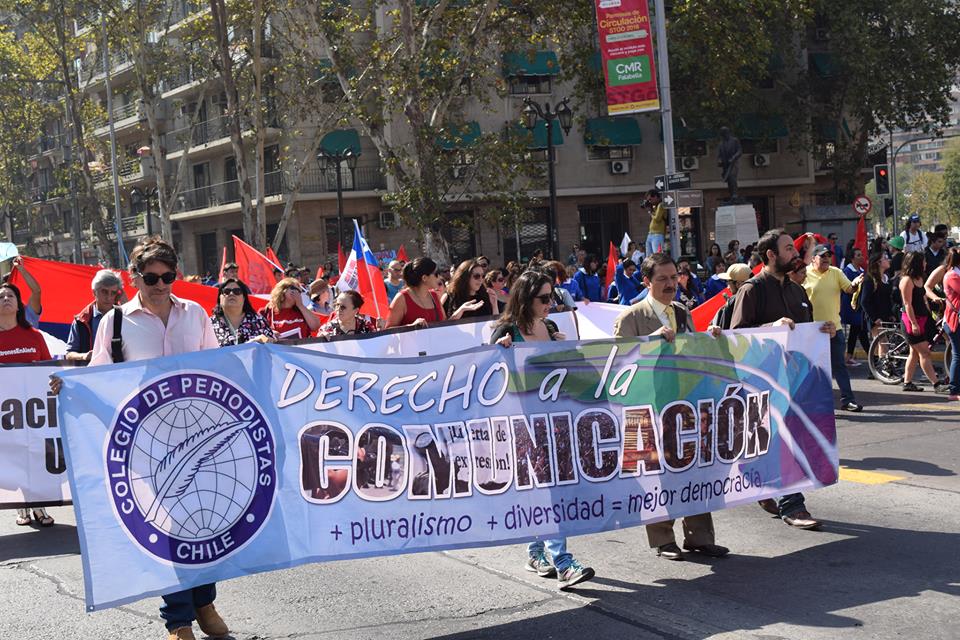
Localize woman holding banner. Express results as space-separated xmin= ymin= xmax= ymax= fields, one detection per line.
xmin=319 ymin=290 xmax=378 ymax=338
xmin=0 ymin=282 xmax=55 ymax=527
xmin=210 ymin=279 xmax=275 ymax=346
xmin=490 ymin=270 xmax=595 ymax=591
xmin=261 ymin=277 xmax=322 ymax=341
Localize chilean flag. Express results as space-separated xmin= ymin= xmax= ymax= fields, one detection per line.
xmin=337 ymin=220 xmax=390 ymax=319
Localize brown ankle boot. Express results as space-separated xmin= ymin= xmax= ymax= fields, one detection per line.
xmin=195 ymin=603 xmax=229 ymax=637
xmin=167 ymin=627 xmax=196 ymax=640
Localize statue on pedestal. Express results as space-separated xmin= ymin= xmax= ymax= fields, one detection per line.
xmin=717 ymin=127 xmax=743 ymax=202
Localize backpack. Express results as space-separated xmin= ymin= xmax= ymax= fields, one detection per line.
xmin=110 ymin=306 xmax=125 ymax=363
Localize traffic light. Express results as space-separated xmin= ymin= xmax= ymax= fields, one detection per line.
xmin=874 ymin=164 xmax=890 ymax=195
xmin=883 ymin=198 xmax=894 ymax=219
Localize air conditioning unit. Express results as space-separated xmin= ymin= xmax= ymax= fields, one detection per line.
xmin=752 ymin=153 xmax=771 ymax=168
xmin=378 ymin=210 xmax=399 ymax=229
xmin=450 ymin=165 xmax=468 ymax=180
xmin=610 ymin=159 xmax=631 ymax=174
xmin=680 ymin=156 xmax=700 ymax=171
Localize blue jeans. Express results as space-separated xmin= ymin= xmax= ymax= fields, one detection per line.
xmin=778 ymin=492 xmax=807 ymax=518
xmin=528 ymin=539 xmax=572 ymax=572
xmin=830 ymin=332 xmax=855 ymax=404
xmin=160 ymin=583 xmax=216 ymax=632
xmin=646 ymin=233 xmax=665 ymax=255
xmin=946 ymin=323 xmax=960 ymax=394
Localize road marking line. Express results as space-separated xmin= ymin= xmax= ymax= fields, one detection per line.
xmin=899 ymin=403 xmax=960 ymax=412
xmin=839 ymin=467 xmax=904 ymax=485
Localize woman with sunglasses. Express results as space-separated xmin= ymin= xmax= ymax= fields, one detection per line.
xmin=210 ymin=279 xmax=275 ymax=346
xmin=0 ymin=283 xmax=55 ymax=527
xmin=484 ymin=269 xmax=509 ymax=313
xmin=319 ymin=290 xmax=378 ymax=338
xmin=387 ymin=257 xmax=482 ymax=328
xmin=489 ymin=270 xmax=594 ymax=590
xmin=441 ymin=259 xmax=497 ymax=320
xmin=261 ymin=277 xmax=322 ymax=340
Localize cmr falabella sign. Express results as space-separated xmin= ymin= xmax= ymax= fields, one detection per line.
xmin=595 ymin=0 xmax=660 ymax=114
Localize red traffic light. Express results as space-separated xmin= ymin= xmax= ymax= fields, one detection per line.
xmin=878 ymin=168 xmax=887 ymax=177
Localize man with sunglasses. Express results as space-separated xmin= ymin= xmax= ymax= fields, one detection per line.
xmin=65 ymin=269 xmax=124 ymax=361
xmin=384 ymin=260 xmax=404 ymax=302
xmin=87 ymin=237 xmax=224 ymax=640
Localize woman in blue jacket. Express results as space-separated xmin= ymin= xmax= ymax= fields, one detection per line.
xmin=573 ymin=254 xmax=603 ymax=302
xmin=615 ymin=259 xmax=644 ymax=305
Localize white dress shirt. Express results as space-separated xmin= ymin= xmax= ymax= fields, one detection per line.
xmin=646 ymin=296 xmax=673 ymax=330
xmin=90 ymin=293 xmax=218 ymax=365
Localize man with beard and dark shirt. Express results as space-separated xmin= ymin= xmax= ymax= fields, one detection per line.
xmin=730 ymin=228 xmax=838 ymax=531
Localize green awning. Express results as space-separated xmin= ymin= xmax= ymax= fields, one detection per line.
xmin=809 ymin=52 xmax=835 ymax=78
xmin=815 ymin=118 xmax=852 ymax=141
xmin=673 ymin=120 xmax=715 ymax=141
xmin=502 ymin=50 xmax=560 ymax=77
xmin=511 ymin=121 xmax=563 ymax=149
xmin=736 ymin=114 xmax=788 ymax=139
xmin=584 ymin=116 xmax=642 ymax=147
xmin=320 ymin=129 xmax=361 ymax=155
xmin=437 ymin=121 xmax=481 ymax=150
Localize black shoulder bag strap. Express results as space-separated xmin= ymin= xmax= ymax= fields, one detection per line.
xmin=111 ymin=305 xmax=125 ymax=363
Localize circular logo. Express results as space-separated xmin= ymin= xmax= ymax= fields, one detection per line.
xmin=106 ymin=373 xmax=276 ymax=566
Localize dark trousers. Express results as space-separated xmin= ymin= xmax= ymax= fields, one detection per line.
xmin=160 ymin=583 xmax=216 ymax=632
xmin=846 ymin=319 xmax=871 ymax=356
xmin=830 ymin=332 xmax=856 ymax=404
xmin=778 ymin=493 xmax=807 ymax=518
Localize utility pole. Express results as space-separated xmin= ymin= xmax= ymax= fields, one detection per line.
xmin=652 ymin=0 xmax=680 ymax=259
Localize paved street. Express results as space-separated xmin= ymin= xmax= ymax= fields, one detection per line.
xmin=2 ymin=369 xmax=958 ymax=640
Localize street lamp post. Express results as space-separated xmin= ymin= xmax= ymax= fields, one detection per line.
xmin=130 ymin=186 xmax=158 ymax=236
xmin=316 ymin=149 xmax=358 ymax=255
xmin=521 ymin=97 xmax=573 ymax=260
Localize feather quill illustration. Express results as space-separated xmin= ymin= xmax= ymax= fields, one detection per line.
xmin=144 ymin=420 xmax=252 ymax=525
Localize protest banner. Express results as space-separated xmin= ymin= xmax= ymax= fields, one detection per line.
xmin=0 ymin=364 xmax=73 ymax=508
xmin=58 ymin=324 xmax=837 ymax=610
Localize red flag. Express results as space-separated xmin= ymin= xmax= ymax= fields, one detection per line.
xmin=217 ymin=246 xmax=227 ymax=282
xmin=265 ymin=246 xmax=283 ymax=271
xmin=691 ymin=288 xmax=731 ymax=331
xmin=396 ymin=244 xmax=409 ymax=263
xmin=233 ymin=235 xmax=279 ymax=294
xmin=315 ymin=264 xmax=325 ymax=281
xmin=8 ymin=255 xmax=264 ymax=341
xmin=337 ymin=244 xmax=346 ymax=273
xmin=603 ymin=241 xmax=617 ymax=301
xmin=854 ymin=214 xmax=868 ymax=259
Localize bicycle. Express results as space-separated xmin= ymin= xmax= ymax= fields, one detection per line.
xmin=867 ymin=319 xmax=953 ymax=385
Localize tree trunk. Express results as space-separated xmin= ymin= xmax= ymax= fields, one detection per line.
xmin=210 ymin=0 xmax=257 ymax=247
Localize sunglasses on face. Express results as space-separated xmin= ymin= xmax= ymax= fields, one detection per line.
xmin=138 ymin=271 xmax=177 ymax=285
xmin=471 ymin=272 xmax=483 ymax=280
xmin=494 ymin=276 xmax=505 ymax=282
xmin=221 ymin=287 xmax=243 ymax=296
xmin=534 ymin=293 xmax=553 ymax=304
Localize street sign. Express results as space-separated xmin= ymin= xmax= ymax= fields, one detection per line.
xmin=654 ymin=171 xmax=692 ymax=192
xmin=662 ymin=189 xmax=702 ymax=208
xmin=853 ymin=195 xmax=872 ymax=216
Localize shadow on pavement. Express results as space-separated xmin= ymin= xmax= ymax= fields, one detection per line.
xmin=0 ymin=523 xmax=80 ymax=563
xmin=841 ymin=457 xmax=957 ymax=477
xmin=432 ymin=521 xmax=960 ymax=639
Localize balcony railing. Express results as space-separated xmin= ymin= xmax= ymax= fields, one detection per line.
xmin=91 ymin=101 xmax=141 ymax=129
xmin=80 ymin=50 xmax=133 ymax=80
xmin=176 ymin=170 xmax=283 ymax=212
xmin=295 ymin=166 xmax=387 ymax=193
xmin=170 ymin=0 xmax=204 ymax=24
xmin=164 ymin=114 xmax=233 ymax=153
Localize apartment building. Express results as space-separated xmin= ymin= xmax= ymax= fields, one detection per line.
xmin=18 ymin=3 xmax=861 ymax=274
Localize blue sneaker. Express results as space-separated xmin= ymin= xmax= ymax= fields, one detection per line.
xmin=525 ymin=552 xmax=557 ymax=578
xmin=556 ymin=560 xmax=595 ymax=590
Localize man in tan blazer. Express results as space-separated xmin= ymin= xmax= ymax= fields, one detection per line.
xmin=612 ymin=252 xmax=730 ymax=560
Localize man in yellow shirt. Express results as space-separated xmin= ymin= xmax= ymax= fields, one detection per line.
xmin=645 ymin=190 xmax=667 ymax=255
xmin=804 ymin=244 xmax=864 ymax=412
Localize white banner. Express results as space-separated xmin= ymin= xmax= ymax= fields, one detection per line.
xmin=0 ymin=364 xmax=72 ymax=508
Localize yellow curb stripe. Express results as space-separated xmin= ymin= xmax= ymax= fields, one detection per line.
xmin=839 ymin=467 xmax=904 ymax=485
